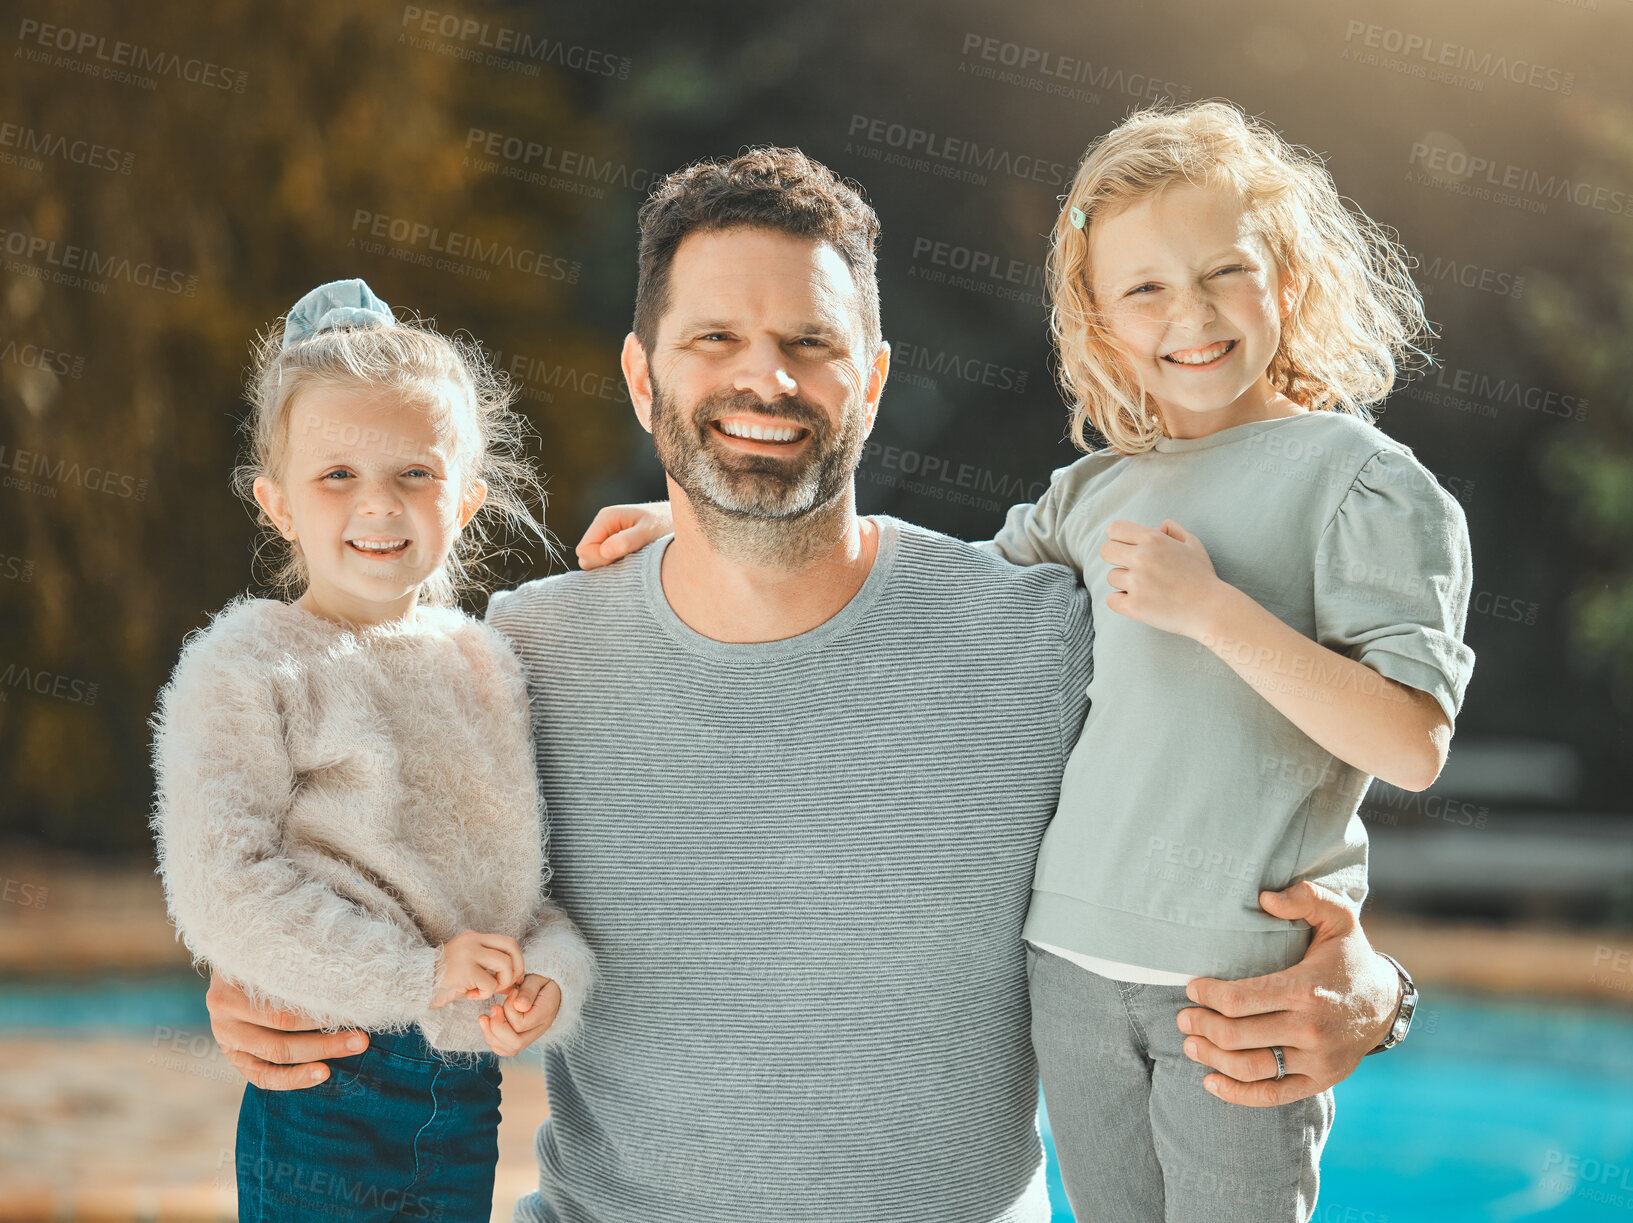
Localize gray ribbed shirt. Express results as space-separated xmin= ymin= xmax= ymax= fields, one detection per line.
xmin=485 ymin=515 xmax=1092 ymax=1223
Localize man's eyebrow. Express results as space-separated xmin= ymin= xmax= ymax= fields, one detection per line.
xmin=672 ymin=316 xmax=853 ymax=341
xmin=794 ymin=317 xmax=850 ymax=340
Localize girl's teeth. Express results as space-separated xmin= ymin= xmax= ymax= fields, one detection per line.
xmin=350 ymin=540 xmax=407 ymax=553
xmin=1167 ymin=341 xmax=1233 ymax=365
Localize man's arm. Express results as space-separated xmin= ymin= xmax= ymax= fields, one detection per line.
xmin=1175 ymin=881 xmax=1403 ymax=1106
xmin=206 ymin=971 xmax=368 ymax=1090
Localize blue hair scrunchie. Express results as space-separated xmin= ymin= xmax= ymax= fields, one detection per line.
xmin=280 ymin=277 xmax=395 ymax=350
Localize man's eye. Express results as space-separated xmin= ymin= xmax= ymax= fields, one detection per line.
xmin=404 ymin=468 xmax=433 ymax=478
xmin=699 ymin=333 xmax=730 ymax=342
xmin=795 ymin=338 xmax=827 ymax=348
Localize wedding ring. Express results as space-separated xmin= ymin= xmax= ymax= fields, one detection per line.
xmin=1271 ymin=1045 xmax=1287 ymax=1081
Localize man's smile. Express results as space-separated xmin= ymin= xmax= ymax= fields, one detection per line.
xmin=708 ymin=413 xmax=813 ymax=452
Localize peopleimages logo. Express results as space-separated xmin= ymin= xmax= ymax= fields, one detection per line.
xmin=0 ymin=122 xmax=134 ymax=174
xmin=1408 ymin=139 xmax=1633 ymax=219
xmin=348 ymin=210 xmax=581 ymax=283
xmin=14 ymin=18 xmax=249 ymax=92
xmin=1343 ymin=22 xmax=1575 ymax=94
xmin=845 ymin=114 xmax=1068 ymax=188
xmin=0 ymin=226 xmax=199 ymax=296
xmin=957 ymin=33 xmax=1191 ymax=107
xmin=399 ymin=5 xmax=631 ymax=79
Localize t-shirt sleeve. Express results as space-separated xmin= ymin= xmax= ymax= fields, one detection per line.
xmin=973 ymin=462 xmax=1080 ymax=569
xmin=1313 ymin=447 xmax=1476 ymax=723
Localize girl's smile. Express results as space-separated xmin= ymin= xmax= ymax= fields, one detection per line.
xmin=1161 ymin=338 xmax=1238 ymax=368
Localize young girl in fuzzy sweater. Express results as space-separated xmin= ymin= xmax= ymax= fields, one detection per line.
xmin=572 ymin=103 xmax=1474 ymax=1221
xmin=149 ymin=278 xmax=595 ymax=1221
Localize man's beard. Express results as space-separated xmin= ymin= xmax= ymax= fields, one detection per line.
xmin=648 ymin=374 xmax=868 ymax=568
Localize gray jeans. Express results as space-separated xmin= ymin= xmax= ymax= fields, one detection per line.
xmin=1027 ymin=943 xmax=1334 ymax=1222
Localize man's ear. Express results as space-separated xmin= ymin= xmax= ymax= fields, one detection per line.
xmin=252 ymin=475 xmax=296 ymax=540
xmin=862 ymin=340 xmax=890 ymax=438
xmin=622 ymin=332 xmax=654 ymax=434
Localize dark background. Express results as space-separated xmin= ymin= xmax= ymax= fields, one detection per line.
xmin=3 ymin=0 xmax=1629 ymax=881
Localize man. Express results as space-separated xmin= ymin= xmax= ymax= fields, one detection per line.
xmin=206 ymin=147 xmax=1407 ymax=1221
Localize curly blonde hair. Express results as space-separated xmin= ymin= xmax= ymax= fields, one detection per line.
xmin=1049 ymin=99 xmax=1434 ymax=454
xmin=232 ymin=307 xmax=553 ymax=609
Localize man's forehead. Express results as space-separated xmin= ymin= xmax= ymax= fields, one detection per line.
xmin=667 ymin=229 xmax=860 ymax=324
xmin=676 ymin=228 xmax=853 ymax=286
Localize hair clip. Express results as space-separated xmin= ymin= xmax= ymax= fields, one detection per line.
xmin=1069 ymin=207 xmax=1086 ymax=229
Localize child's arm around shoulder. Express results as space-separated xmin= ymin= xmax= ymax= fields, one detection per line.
xmin=574 ymin=500 xmax=673 ymax=569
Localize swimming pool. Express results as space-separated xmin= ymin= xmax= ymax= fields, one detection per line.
xmin=1040 ymin=991 xmax=1633 ymax=1221
xmin=4 ymin=978 xmax=1629 ymax=1220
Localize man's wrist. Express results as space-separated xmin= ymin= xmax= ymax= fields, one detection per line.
xmin=1366 ymin=950 xmax=1417 ymax=1054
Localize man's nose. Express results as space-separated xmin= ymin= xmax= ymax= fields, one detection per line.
xmin=731 ymin=337 xmax=799 ymax=403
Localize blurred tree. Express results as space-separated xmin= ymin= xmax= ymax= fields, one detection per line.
xmin=1520 ymin=95 xmax=1633 ymax=714
xmin=0 ymin=0 xmax=636 ymax=851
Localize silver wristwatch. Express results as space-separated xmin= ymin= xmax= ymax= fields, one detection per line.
xmin=1365 ymin=950 xmax=1417 ymax=1055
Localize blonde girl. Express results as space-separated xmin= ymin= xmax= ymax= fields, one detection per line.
xmin=150 ymin=279 xmax=595 ymax=1221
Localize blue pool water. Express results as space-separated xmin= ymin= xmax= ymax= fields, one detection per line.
xmin=5 ymin=979 xmax=1630 ymax=1220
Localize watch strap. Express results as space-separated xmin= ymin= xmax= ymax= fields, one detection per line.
xmin=1365 ymin=950 xmax=1417 ymax=1055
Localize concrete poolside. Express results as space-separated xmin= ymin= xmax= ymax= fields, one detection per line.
xmin=0 ymin=1034 xmax=550 ymax=1222
xmin=0 ymin=850 xmax=552 ymax=1221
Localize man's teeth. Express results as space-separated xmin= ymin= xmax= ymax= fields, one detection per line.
xmin=1166 ymin=340 xmax=1234 ymax=365
xmin=349 ymin=539 xmax=408 ymax=553
xmin=717 ymin=419 xmax=803 ymax=442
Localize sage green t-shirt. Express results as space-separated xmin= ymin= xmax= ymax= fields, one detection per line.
xmin=981 ymin=411 xmax=1476 ymax=978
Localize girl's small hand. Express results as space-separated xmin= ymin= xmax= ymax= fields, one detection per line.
xmin=478 ymin=973 xmax=563 ymax=1056
xmin=430 ymin=930 xmax=525 ymax=1009
xmin=574 ymin=501 xmax=673 ymax=570
xmin=1101 ymin=519 xmax=1224 ymax=639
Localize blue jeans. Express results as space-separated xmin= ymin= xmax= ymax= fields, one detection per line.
xmin=1028 ymin=943 xmax=1334 ymax=1223
xmin=235 ymin=1023 xmax=503 ymax=1222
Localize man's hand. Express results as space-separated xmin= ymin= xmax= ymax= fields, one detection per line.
xmin=1176 ymin=881 xmax=1402 ymax=1106
xmin=206 ymin=971 xmax=367 ymax=1090
xmin=478 ymin=973 xmax=563 ymax=1056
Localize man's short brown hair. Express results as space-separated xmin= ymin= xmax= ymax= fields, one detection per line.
xmin=633 ymin=146 xmax=883 ymax=356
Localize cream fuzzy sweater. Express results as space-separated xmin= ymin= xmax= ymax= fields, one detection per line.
xmin=148 ymin=593 xmax=594 ymax=1058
